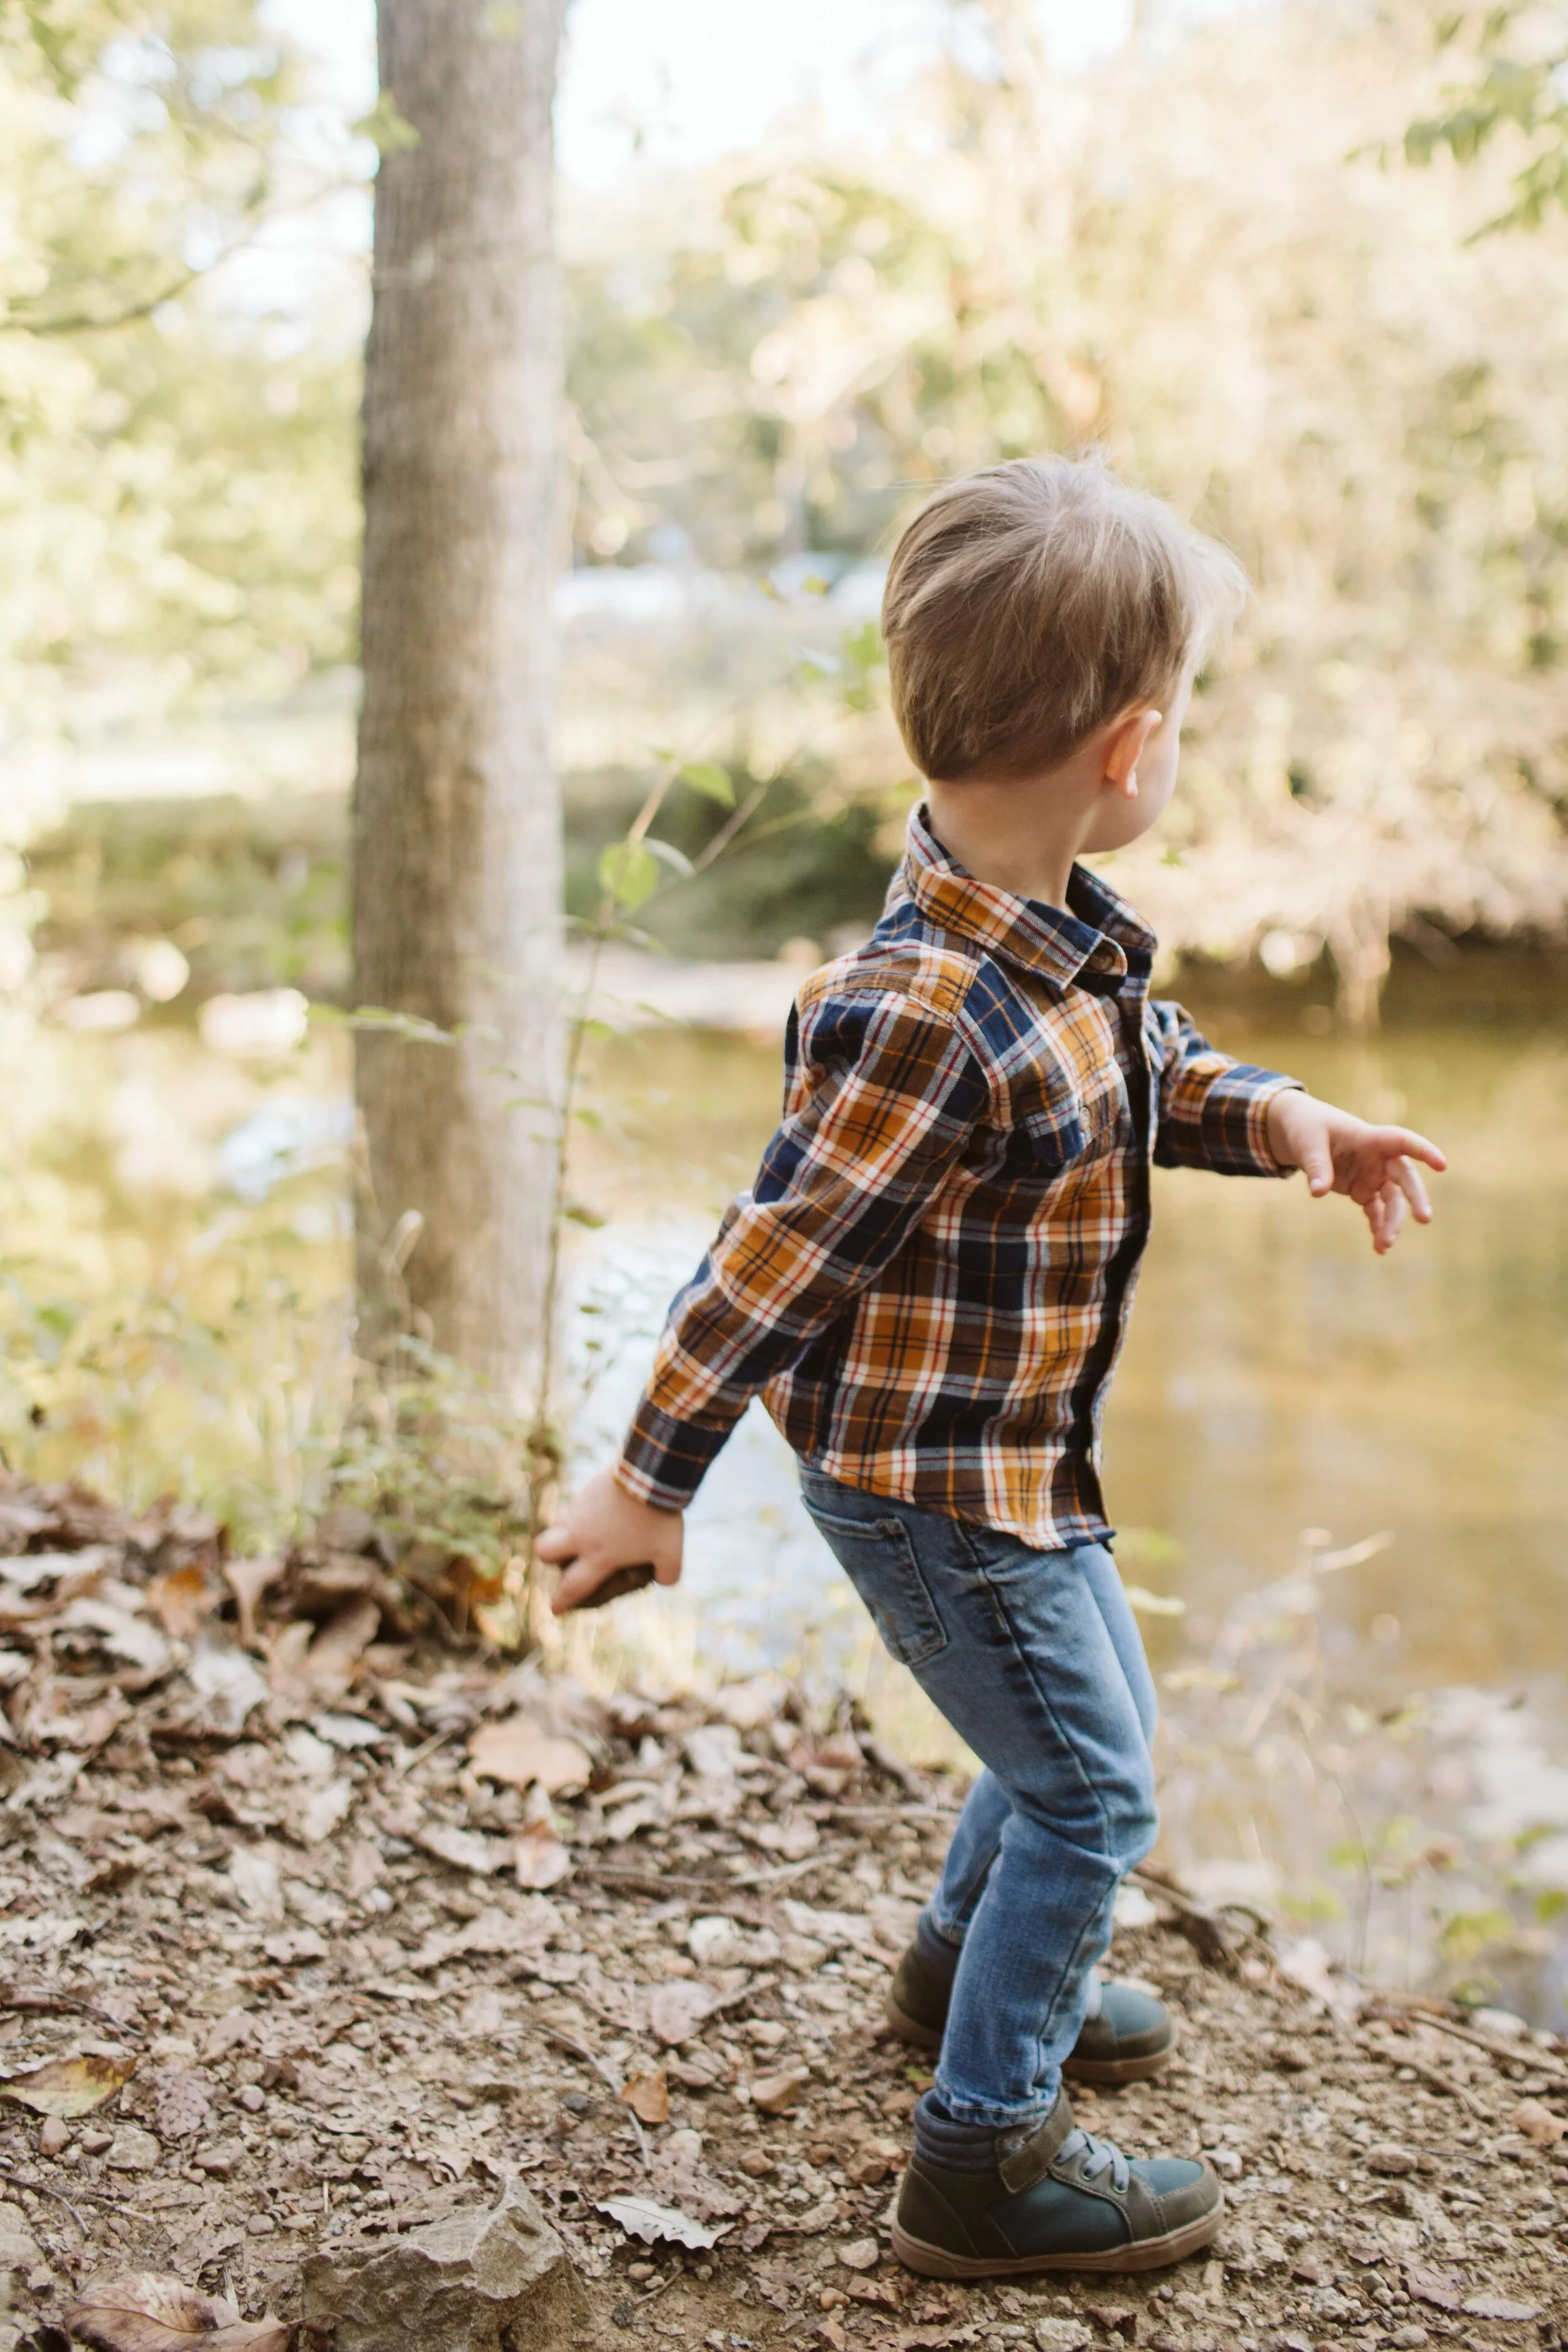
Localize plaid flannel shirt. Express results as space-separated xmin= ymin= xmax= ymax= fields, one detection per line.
xmin=617 ymin=808 xmax=1301 ymax=1549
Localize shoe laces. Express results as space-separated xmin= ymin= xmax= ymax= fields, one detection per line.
xmin=1058 ymin=2124 xmax=1130 ymax=2193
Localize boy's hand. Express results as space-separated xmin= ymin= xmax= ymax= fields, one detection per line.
xmin=1266 ymin=1090 xmax=1446 ymax=1255
xmin=537 ymin=1466 xmax=684 ymax=1615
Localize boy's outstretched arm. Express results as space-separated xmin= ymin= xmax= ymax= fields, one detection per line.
xmin=538 ymin=985 xmax=990 ymax=1612
xmin=1265 ymin=1089 xmax=1446 ymax=1255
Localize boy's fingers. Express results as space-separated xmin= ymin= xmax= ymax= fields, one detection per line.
xmin=1380 ymin=1182 xmax=1406 ymax=1249
xmin=1385 ymin=1126 xmax=1447 ymax=1173
xmin=535 ymin=1523 xmax=574 ymax=1564
xmin=549 ymin=1555 xmax=607 ymax=1615
xmin=1390 ymin=1155 xmax=1433 ymax=1221
xmin=654 ymin=1555 xmax=683 ymax=1587
xmin=1298 ymin=1136 xmax=1334 ymax=1195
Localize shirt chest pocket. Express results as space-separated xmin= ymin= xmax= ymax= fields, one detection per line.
xmin=1013 ymin=1067 xmax=1128 ymax=1176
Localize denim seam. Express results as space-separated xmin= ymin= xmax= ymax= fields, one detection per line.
xmin=943 ymin=1524 xmax=1131 ymax=2110
xmin=955 ymin=1531 xmax=1121 ymax=1857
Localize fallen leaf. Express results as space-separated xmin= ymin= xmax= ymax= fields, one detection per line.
xmin=262 ymin=1928 xmax=329 ymax=1966
xmin=58 ymin=1597 xmax=171 ymax=1678
xmin=311 ymin=1712 xmax=382 ymax=1749
xmin=152 ymin=2065 xmax=212 ymax=2141
xmin=469 ymin=1714 xmax=592 ymax=1794
xmin=65 ymin=2269 xmax=312 ymax=2349
xmin=223 ymin=1557 xmax=285 ymax=1651
xmin=622 ymin=2069 xmax=670 ymax=2125
xmin=0 ymin=2049 xmax=137 ymax=2117
xmin=1512 ymin=2097 xmax=1566 ymax=2147
xmin=682 ymin=1724 xmax=743 ymax=1779
xmin=1462 ymin=2294 xmax=1540 ymax=2321
xmin=294 ymin=1777 xmax=354 ymax=1844
xmin=513 ymin=1829 xmax=572 ymax=1888
xmin=185 ymin=1641 xmax=268 ymax=1733
xmin=1407 ymin=2268 xmax=1463 ymax=2312
xmin=414 ymin=1822 xmax=511 ymax=1877
xmin=145 ymin=1565 xmax=217 ymax=1641
xmin=595 ymin=2194 xmax=724 ymax=2250
xmin=647 ymin=1979 xmax=718 ymax=2047
xmin=843 ymin=2279 xmax=898 ymax=2312
xmin=297 ymin=1596 xmax=380 ymax=1697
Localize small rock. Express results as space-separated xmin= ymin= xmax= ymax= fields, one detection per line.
xmin=238 ymin=2082 xmax=266 ymax=2112
xmin=1204 ymin=2146 xmax=1243 ymax=2180
xmin=738 ymin=2151 xmax=775 ymax=2178
xmin=749 ymin=2066 xmax=811 ymax=2114
xmin=1034 ymin=2323 xmax=1091 ymax=2352
xmin=194 ymin=2139 xmax=246 ymax=2178
xmin=1084 ymin=2311 xmax=1136 ymax=2344
xmin=79 ymin=2129 xmax=112 ymax=2156
xmin=304 ymin=2176 xmax=585 ymax=2351
xmin=104 ymin=2125 xmax=161 ymax=2173
xmin=1389 ymin=2328 xmax=1428 ymax=2349
xmin=36 ymin=2116 xmax=70 ymax=2158
xmin=835 ymin=2238 xmax=879 ymax=2273
xmin=1270 ymin=2038 xmax=1315 ymax=2071
xmin=0 ymin=2203 xmax=42 ymax=2276
xmin=1365 ymin=2143 xmax=1418 ymax=2176
xmin=1461 ymin=2294 xmax=1539 ymax=2321
xmin=1512 ymin=2097 xmax=1566 ymax=2148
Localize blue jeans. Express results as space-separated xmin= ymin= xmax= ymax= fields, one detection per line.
xmin=800 ymin=1466 xmax=1159 ymax=2131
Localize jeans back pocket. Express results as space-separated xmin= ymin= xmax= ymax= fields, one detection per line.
xmin=803 ymin=1500 xmax=949 ymax=1669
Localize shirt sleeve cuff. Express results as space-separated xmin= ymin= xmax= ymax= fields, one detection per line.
xmin=613 ymin=1399 xmax=732 ymax=1513
xmin=1200 ymin=1067 xmax=1304 ymax=1178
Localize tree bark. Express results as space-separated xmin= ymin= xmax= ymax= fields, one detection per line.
xmin=354 ymin=0 xmax=568 ymax=1387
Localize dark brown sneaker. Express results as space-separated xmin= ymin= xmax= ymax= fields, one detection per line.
xmin=886 ymin=1940 xmax=1176 ymax=2083
xmin=891 ymin=2089 xmax=1222 ymax=2279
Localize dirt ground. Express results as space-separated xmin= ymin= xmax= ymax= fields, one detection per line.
xmin=1 ymin=1480 xmax=1566 ymax=2351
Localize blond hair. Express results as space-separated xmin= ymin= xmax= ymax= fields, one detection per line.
xmin=882 ymin=454 xmax=1247 ymax=782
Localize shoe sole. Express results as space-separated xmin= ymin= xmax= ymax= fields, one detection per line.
xmin=883 ymin=1994 xmax=1178 ymax=2085
xmin=889 ymin=2194 xmax=1224 ymax=2280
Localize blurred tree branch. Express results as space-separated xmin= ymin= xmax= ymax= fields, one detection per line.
xmin=1407 ymin=3 xmax=1568 ymax=232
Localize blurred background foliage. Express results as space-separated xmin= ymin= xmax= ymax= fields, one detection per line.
xmin=7 ymin=0 xmax=1568 ymax=1015
xmin=3 ymin=0 xmax=1568 ymax=2005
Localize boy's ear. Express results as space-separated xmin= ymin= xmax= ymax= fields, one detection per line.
xmin=1102 ymin=707 xmax=1162 ymax=798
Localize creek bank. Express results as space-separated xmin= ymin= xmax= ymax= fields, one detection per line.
xmin=0 ymin=1474 xmax=1564 ymax=2349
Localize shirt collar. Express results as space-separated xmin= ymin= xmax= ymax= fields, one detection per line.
xmin=894 ymin=805 xmax=1155 ymax=993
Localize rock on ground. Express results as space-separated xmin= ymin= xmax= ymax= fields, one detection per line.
xmin=301 ymin=2176 xmax=584 ymax=2350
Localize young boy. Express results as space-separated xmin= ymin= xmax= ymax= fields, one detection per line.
xmin=539 ymin=457 xmax=1445 ymax=2278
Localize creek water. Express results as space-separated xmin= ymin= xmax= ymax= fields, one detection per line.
xmin=569 ymin=988 xmax=1568 ymax=1698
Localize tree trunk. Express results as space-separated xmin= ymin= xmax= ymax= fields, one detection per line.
xmin=353 ymin=0 xmax=568 ymax=1388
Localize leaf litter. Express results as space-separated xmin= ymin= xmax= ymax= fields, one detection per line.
xmin=0 ymin=1464 xmax=1562 ymax=2346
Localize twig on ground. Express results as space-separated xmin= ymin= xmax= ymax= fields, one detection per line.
xmin=388 ymin=1723 xmax=462 ymax=1781
xmin=1357 ymin=2032 xmax=1488 ymax=2117
xmin=726 ymin=1855 xmax=825 ymax=1892
xmin=1129 ymin=1865 xmax=1249 ymax=1970
xmin=578 ymin=1865 xmax=733 ymax=1896
xmin=0 ymin=1984 xmax=146 ymax=2038
xmin=0 ymin=2163 xmax=88 ymax=2233
xmin=856 ymin=1734 xmax=930 ymax=1804
xmin=538 ymin=2022 xmax=650 ymax=2169
xmin=1367 ymin=1996 xmax=1568 ymax=2082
